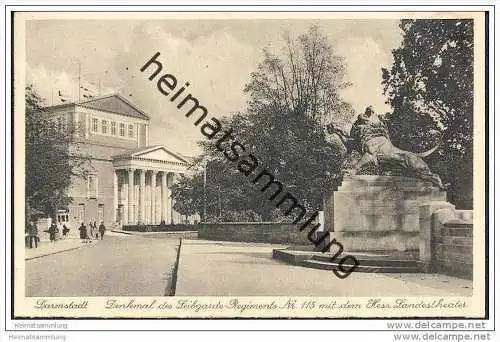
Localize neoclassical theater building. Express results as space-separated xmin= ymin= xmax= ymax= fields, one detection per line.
xmin=47 ymin=93 xmax=199 ymax=228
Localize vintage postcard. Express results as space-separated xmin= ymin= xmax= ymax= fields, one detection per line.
xmin=10 ymin=9 xmax=489 ymax=321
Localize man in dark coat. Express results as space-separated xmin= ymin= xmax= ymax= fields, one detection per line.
xmin=98 ymin=222 xmax=106 ymax=240
xmin=78 ymin=222 xmax=87 ymax=242
xmin=48 ymin=221 xmax=58 ymax=243
xmin=27 ymin=220 xmax=38 ymax=248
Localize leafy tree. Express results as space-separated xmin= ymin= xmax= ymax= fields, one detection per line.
xmin=171 ymin=174 xmax=203 ymax=219
xmin=172 ymin=25 xmax=352 ymax=221
xmin=381 ymin=19 xmax=473 ymax=208
xmin=25 ymin=85 xmax=89 ymax=220
xmin=171 ymin=155 xmax=267 ymax=222
xmin=214 ymin=210 xmax=262 ymax=223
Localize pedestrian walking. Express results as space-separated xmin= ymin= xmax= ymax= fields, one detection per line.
xmin=94 ymin=221 xmax=99 ymax=239
xmin=62 ymin=224 xmax=69 ymax=237
xmin=98 ymin=221 xmax=106 ymax=240
xmin=27 ymin=220 xmax=38 ymax=248
xmin=87 ymin=222 xmax=94 ymax=243
xmin=88 ymin=222 xmax=93 ymax=239
xmin=79 ymin=222 xmax=88 ymax=243
xmin=48 ymin=221 xmax=58 ymax=243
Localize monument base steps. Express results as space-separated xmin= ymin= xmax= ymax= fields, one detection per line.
xmin=272 ymin=248 xmax=419 ymax=273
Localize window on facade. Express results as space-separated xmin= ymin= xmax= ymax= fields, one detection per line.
xmin=111 ymin=121 xmax=116 ymax=135
xmin=87 ymin=174 xmax=98 ymax=199
xmin=101 ymin=120 xmax=108 ymax=134
xmin=119 ymin=123 xmax=125 ymax=137
xmin=128 ymin=124 xmax=134 ymax=138
xmin=92 ymin=118 xmax=99 ymax=132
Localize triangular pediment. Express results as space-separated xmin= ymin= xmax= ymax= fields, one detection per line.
xmin=132 ymin=146 xmax=189 ymax=164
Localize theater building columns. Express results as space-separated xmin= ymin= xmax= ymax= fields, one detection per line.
xmin=112 ymin=146 xmax=194 ymax=225
xmin=115 ymin=169 xmax=178 ymax=225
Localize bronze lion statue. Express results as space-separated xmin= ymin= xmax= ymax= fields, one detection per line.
xmin=327 ymin=106 xmax=447 ymax=190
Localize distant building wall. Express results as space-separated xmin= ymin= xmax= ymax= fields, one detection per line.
xmin=139 ymin=123 xmax=147 ymax=147
xmin=66 ymin=158 xmax=115 ymax=228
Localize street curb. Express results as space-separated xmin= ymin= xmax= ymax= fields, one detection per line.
xmin=173 ymin=238 xmax=186 ymax=295
xmin=110 ymin=229 xmax=135 ymax=235
xmin=111 ymin=229 xmax=197 ymax=235
xmin=167 ymin=238 xmax=182 ymax=296
xmin=25 ymin=244 xmax=86 ymax=261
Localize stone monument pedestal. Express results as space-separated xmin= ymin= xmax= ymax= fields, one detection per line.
xmin=323 ymin=175 xmax=446 ymax=252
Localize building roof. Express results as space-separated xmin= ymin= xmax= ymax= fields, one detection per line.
xmin=46 ymin=93 xmax=150 ymax=120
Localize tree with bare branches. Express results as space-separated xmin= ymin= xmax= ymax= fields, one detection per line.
xmin=245 ymin=25 xmax=354 ymax=125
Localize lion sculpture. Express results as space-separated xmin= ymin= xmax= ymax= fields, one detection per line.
xmin=327 ymin=106 xmax=447 ymax=190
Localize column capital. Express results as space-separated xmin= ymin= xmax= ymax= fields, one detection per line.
xmin=139 ymin=169 xmax=146 ymax=175
xmin=151 ymin=170 xmax=158 ymax=175
xmin=128 ymin=167 xmax=136 ymax=173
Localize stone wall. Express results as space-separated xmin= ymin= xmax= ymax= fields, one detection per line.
xmin=434 ymin=220 xmax=473 ymax=279
xmin=122 ymin=222 xmax=311 ymax=245
xmin=419 ymin=203 xmax=473 ymax=279
xmin=123 ymin=224 xmax=199 ymax=232
xmin=197 ymin=222 xmax=310 ymax=245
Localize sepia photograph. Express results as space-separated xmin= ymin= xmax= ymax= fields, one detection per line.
xmin=10 ymin=9 xmax=488 ymax=320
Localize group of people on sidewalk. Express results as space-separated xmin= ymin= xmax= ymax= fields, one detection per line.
xmin=26 ymin=217 xmax=106 ymax=249
xmin=78 ymin=221 xmax=106 ymax=243
xmin=25 ymin=219 xmax=70 ymax=248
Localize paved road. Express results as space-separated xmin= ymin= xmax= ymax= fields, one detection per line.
xmin=25 ymin=235 xmax=180 ymax=297
xmin=177 ymin=240 xmax=473 ymax=296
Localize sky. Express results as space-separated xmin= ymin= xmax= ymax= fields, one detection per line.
xmin=25 ymin=19 xmax=402 ymax=156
